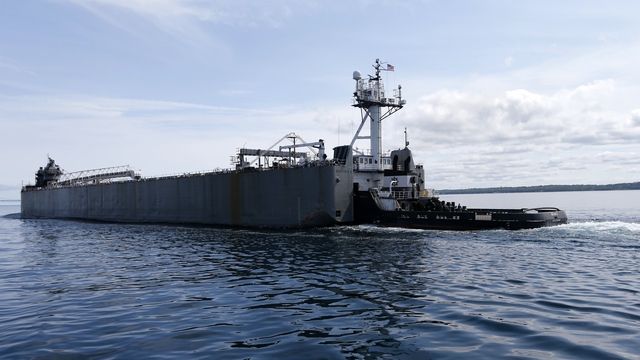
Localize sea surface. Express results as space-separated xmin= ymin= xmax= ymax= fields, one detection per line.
xmin=1 ymin=190 xmax=639 ymax=359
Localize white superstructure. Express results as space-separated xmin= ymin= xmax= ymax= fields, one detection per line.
xmin=350 ymin=59 xmax=408 ymax=192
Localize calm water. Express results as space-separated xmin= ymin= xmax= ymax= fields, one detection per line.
xmin=1 ymin=191 xmax=639 ymax=359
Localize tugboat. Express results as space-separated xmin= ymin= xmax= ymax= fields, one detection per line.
xmin=348 ymin=59 xmax=567 ymax=230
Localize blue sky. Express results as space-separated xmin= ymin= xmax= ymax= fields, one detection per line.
xmin=2 ymin=0 xmax=639 ymax=199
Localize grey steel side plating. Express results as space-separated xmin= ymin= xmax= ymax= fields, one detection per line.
xmin=21 ymin=164 xmax=354 ymax=228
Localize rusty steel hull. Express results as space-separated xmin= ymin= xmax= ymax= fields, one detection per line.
xmin=21 ymin=165 xmax=354 ymax=228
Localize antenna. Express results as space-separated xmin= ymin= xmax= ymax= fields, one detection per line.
xmin=404 ymin=127 xmax=409 ymax=147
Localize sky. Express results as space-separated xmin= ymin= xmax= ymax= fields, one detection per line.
xmin=1 ymin=0 xmax=640 ymax=199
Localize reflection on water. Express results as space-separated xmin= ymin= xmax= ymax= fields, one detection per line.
xmin=0 ymin=194 xmax=639 ymax=359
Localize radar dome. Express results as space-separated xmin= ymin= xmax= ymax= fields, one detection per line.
xmin=352 ymin=70 xmax=362 ymax=80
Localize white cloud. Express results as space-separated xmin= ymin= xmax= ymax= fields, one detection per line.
xmin=0 ymin=56 xmax=37 ymax=75
xmin=398 ymin=80 xmax=640 ymax=188
xmin=0 ymin=94 xmax=338 ymax=189
xmin=60 ymin=0 xmax=312 ymax=34
xmin=404 ymin=79 xmax=635 ymax=146
xmin=504 ymin=56 xmax=515 ymax=67
xmin=631 ymin=109 xmax=640 ymax=127
xmin=59 ymin=0 xmax=218 ymax=49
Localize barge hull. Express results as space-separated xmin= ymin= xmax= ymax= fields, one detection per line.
xmin=21 ymin=165 xmax=354 ymax=228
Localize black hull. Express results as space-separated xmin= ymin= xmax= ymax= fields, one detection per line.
xmin=354 ymin=191 xmax=567 ymax=230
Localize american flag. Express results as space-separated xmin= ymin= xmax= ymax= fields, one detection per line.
xmin=386 ymin=64 xmax=394 ymax=71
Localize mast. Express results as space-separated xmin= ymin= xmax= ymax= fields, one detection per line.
xmin=351 ymin=58 xmax=406 ymax=171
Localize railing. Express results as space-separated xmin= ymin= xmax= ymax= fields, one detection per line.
xmin=59 ymin=165 xmax=139 ymax=185
xmin=390 ymin=190 xmax=412 ymax=199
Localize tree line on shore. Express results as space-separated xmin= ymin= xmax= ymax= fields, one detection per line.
xmin=438 ymin=182 xmax=640 ymax=194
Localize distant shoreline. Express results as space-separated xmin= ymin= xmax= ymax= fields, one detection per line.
xmin=438 ymin=182 xmax=640 ymax=195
